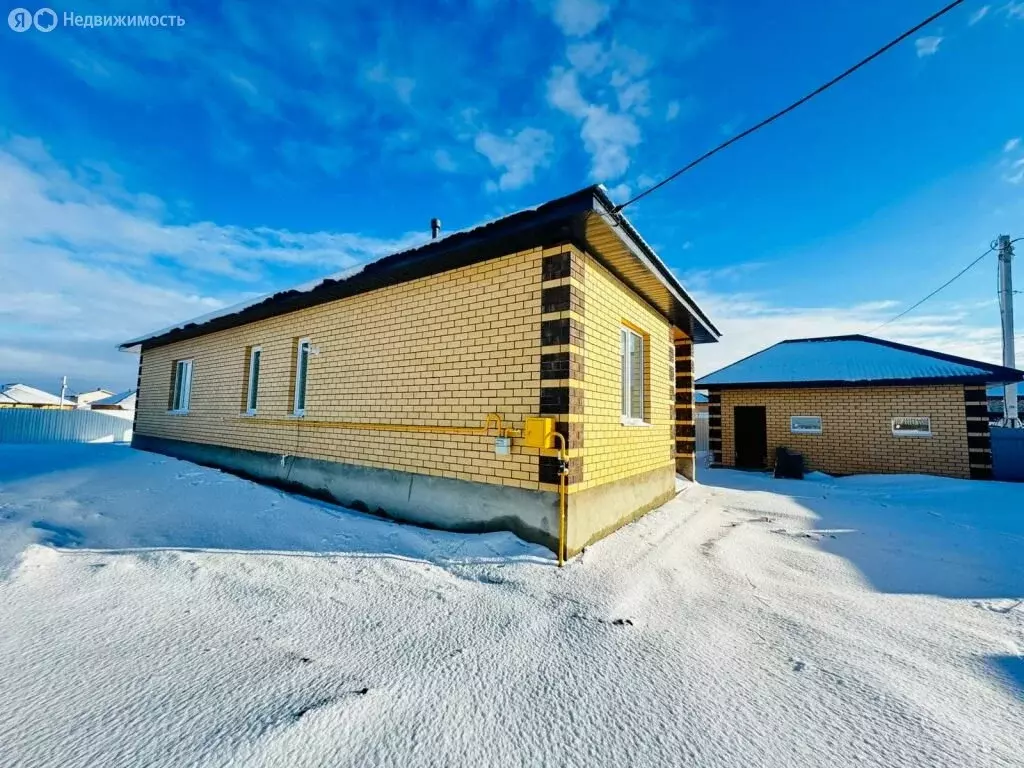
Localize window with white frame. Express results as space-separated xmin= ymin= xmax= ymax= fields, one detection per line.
xmin=620 ymin=327 xmax=645 ymax=422
xmin=892 ymin=416 xmax=931 ymax=437
xmin=245 ymin=346 xmax=261 ymax=415
xmin=170 ymin=359 xmax=193 ymax=413
xmin=790 ymin=415 xmax=822 ymax=434
xmin=293 ymin=338 xmax=310 ymax=416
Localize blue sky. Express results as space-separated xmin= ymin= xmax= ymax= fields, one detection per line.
xmin=1 ymin=0 xmax=1023 ymax=394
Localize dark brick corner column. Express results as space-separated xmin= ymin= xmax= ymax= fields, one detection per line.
xmin=708 ymin=390 xmax=722 ymax=467
xmin=964 ymin=385 xmax=992 ymax=479
xmin=538 ymin=245 xmax=584 ymax=486
xmin=674 ymin=335 xmax=695 ymax=480
xmin=131 ymin=349 xmax=144 ymax=437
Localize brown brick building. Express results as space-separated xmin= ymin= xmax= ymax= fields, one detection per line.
xmin=696 ymin=335 xmax=1024 ymax=480
xmin=121 ymin=186 xmax=719 ymax=560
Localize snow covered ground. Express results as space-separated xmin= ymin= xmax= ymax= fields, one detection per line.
xmin=0 ymin=444 xmax=1022 ymax=767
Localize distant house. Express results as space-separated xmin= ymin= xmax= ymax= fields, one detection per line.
xmin=118 ymin=185 xmax=720 ymax=559
xmin=90 ymin=389 xmax=137 ymax=411
xmin=695 ymin=390 xmax=709 ymax=414
xmin=73 ymin=388 xmax=116 ymax=408
xmin=987 ymin=384 xmax=1023 ymax=420
xmin=696 ymin=335 xmax=1024 ymax=480
xmin=0 ymin=383 xmax=66 ymax=409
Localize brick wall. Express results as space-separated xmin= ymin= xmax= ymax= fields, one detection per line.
xmin=577 ymin=247 xmax=676 ymax=491
xmin=136 ymin=241 xmax=683 ymax=498
xmin=136 ymin=247 xmax=546 ymax=491
xmin=713 ymin=384 xmax=973 ymax=479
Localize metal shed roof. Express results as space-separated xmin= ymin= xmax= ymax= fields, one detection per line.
xmin=697 ymin=335 xmax=1024 ymax=389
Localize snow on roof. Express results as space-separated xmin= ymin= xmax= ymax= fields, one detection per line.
xmin=696 ymin=335 xmax=1024 ymax=388
xmin=118 ymin=203 xmax=546 ymax=351
xmin=91 ymin=389 xmax=136 ymax=407
xmin=0 ymin=383 xmax=63 ymax=405
xmin=118 ymin=264 xmax=373 ymax=351
xmin=120 ymin=185 xmax=718 ymax=351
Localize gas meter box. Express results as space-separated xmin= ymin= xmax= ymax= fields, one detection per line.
xmin=522 ymin=417 xmax=555 ymax=449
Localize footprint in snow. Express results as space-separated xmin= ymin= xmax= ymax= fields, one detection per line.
xmin=790 ymin=658 xmax=806 ymax=672
xmin=31 ymin=520 xmax=84 ymax=548
xmin=973 ymin=599 xmax=1023 ymax=615
xmin=286 ymin=688 xmax=371 ymax=722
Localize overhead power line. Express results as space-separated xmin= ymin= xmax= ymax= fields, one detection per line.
xmin=868 ymin=246 xmax=994 ymax=333
xmin=869 ymin=238 xmax=1023 ymax=332
xmin=614 ymin=0 xmax=967 ymax=213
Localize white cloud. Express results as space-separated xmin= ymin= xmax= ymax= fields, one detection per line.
xmin=969 ymin=5 xmax=990 ymax=24
xmin=664 ymin=96 xmax=696 ymax=123
xmin=692 ymin=288 xmax=1007 ymax=379
xmin=1004 ymin=137 xmax=1021 ymax=153
xmin=364 ymin=63 xmax=416 ymax=105
xmin=473 ymin=128 xmax=555 ymax=191
xmin=613 ymin=75 xmax=650 ymax=115
xmin=1007 ymin=2 xmax=1024 ymax=20
xmin=604 ymin=182 xmax=631 ymax=201
xmin=0 ymin=137 xmax=426 ymax=389
xmin=278 ymin=140 xmax=351 ymax=175
xmin=683 ymin=262 xmax=767 ymax=286
xmin=1005 ymin=158 xmax=1024 ymax=185
xmin=552 ymin=0 xmax=612 ymax=36
xmin=546 ymin=66 xmax=642 ymax=181
xmin=546 ymin=67 xmax=590 ymax=118
xmin=432 ymin=148 xmax=459 ymax=173
xmin=580 ymin=106 xmax=641 ymax=180
xmin=565 ymin=41 xmax=607 ymax=76
xmin=547 ymin=36 xmax=655 ymax=181
xmin=915 ymin=36 xmax=943 ymax=57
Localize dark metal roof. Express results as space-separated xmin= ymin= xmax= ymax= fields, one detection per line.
xmin=697 ymin=334 xmax=1024 ymax=389
xmin=121 ymin=185 xmax=720 ymax=351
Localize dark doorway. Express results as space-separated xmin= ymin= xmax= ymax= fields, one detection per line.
xmin=734 ymin=406 xmax=767 ymax=469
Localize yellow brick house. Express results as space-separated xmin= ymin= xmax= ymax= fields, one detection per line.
xmin=121 ymin=186 xmax=719 ymax=560
xmin=696 ymin=335 xmax=1024 ymax=480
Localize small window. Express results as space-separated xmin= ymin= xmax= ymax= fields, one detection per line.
xmin=245 ymin=346 xmax=261 ymax=415
xmin=790 ymin=416 xmax=822 ymax=434
xmin=293 ymin=338 xmax=310 ymax=416
xmin=620 ymin=327 xmax=645 ymax=422
xmin=170 ymin=359 xmax=193 ymax=413
xmin=892 ymin=416 xmax=931 ymax=437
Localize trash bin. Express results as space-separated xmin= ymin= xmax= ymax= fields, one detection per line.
xmin=774 ymin=447 xmax=805 ymax=479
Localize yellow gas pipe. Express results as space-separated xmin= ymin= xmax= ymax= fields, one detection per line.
xmin=241 ymin=411 xmax=565 ymax=561
xmin=548 ymin=430 xmax=569 ymax=567
xmin=253 ymin=412 xmax=511 ymax=437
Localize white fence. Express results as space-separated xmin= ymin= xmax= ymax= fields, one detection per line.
xmin=696 ymin=412 xmax=709 ymax=453
xmin=0 ymin=409 xmax=134 ymax=444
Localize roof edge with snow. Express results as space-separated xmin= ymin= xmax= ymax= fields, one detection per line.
xmin=121 ymin=185 xmax=720 ymax=352
xmin=696 ymin=334 xmax=1024 ymax=389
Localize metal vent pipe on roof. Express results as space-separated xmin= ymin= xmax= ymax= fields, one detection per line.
xmin=430 ymin=218 xmax=441 ymax=239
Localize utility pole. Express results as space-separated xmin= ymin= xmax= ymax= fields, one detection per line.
xmin=59 ymin=375 xmax=68 ymax=410
xmin=996 ymin=235 xmax=1020 ymax=428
